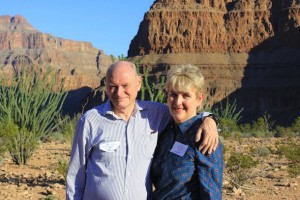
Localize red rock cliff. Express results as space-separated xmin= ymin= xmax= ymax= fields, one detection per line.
xmin=0 ymin=15 xmax=112 ymax=90
xmin=128 ymin=0 xmax=300 ymax=124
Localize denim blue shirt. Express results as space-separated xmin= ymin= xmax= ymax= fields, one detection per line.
xmin=151 ymin=116 xmax=223 ymax=200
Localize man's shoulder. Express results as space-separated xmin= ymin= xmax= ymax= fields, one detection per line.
xmin=137 ymin=100 xmax=167 ymax=109
xmin=81 ymin=104 xmax=106 ymax=119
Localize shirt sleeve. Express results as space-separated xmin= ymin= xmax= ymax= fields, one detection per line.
xmin=195 ymin=143 xmax=223 ymax=200
xmin=66 ymin=116 xmax=91 ymax=200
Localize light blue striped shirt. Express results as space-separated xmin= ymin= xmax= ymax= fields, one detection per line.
xmin=66 ymin=100 xmax=171 ymax=200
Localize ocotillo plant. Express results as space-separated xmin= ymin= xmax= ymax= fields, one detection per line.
xmin=0 ymin=67 xmax=67 ymax=165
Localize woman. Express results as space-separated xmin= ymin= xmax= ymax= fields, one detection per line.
xmin=151 ymin=64 xmax=223 ymax=200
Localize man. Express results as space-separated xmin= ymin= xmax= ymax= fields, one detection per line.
xmin=66 ymin=61 xmax=219 ymax=200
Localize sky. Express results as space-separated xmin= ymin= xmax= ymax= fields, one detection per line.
xmin=0 ymin=0 xmax=154 ymax=56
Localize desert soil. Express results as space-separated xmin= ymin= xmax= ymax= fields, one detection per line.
xmin=0 ymin=137 xmax=299 ymax=200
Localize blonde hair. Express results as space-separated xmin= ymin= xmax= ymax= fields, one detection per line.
xmin=165 ymin=64 xmax=205 ymax=96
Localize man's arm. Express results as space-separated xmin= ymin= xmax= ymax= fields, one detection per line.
xmin=153 ymin=102 xmax=219 ymax=154
xmin=196 ymin=112 xmax=219 ymax=154
xmin=66 ymin=117 xmax=89 ymax=200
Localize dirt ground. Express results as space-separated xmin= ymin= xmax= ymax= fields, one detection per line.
xmin=0 ymin=137 xmax=299 ymax=200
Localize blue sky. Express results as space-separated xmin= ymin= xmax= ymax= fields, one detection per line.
xmin=0 ymin=0 xmax=154 ymax=56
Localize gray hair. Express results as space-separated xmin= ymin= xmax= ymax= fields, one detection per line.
xmin=106 ymin=61 xmax=138 ymax=77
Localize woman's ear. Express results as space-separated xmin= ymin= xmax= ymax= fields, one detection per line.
xmin=197 ymin=93 xmax=205 ymax=107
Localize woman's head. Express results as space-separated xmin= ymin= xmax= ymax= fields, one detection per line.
xmin=165 ymin=64 xmax=206 ymax=124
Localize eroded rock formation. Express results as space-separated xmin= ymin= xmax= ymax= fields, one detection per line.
xmin=128 ymin=0 xmax=300 ymax=124
xmin=0 ymin=15 xmax=112 ymax=90
xmin=0 ymin=15 xmax=113 ymax=114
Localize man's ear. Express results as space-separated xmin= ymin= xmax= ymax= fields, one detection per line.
xmin=137 ymin=75 xmax=142 ymax=91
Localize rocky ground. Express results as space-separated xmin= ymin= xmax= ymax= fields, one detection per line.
xmin=0 ymin=137 xmax=299 ymax=200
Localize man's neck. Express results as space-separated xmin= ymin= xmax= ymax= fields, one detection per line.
xmin=112 ymin=105 xmax=136 ymax=122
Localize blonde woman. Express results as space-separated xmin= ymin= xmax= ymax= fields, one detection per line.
xmin=151 ymin=65 xmax=223 ymax=200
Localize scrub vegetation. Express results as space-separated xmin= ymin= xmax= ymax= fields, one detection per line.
xmin=0 ymin=64 xmax=299 ymax=199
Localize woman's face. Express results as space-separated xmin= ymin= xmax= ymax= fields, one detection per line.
xmin=167 ymin=86 xmax=204 ymax=124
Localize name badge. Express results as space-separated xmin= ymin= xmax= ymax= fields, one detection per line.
xmin=170 ymin=141 xmax=188 ymax=157
xmin=99 ymin=141 xmax=120 ymax=152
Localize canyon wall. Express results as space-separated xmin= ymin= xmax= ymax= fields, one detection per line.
xmin=0 ymin=15 xmax=113 ymax=113
xmin=128 ymin=0 xmax=300 ymax=124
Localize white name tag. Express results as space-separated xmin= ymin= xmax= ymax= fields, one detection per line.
xmin=99 ymin=141 xmax=120 ymax=152
xmin=170 ymin=141 xmax=188 ymax=157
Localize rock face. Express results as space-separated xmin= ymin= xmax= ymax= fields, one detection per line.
xmin=0 ymin=15 xmax=113 ymax=113
xmin=128 ymin=0 xmax=300 ymax=124
xmin=0 ymin=15 xmax=112 ymax=90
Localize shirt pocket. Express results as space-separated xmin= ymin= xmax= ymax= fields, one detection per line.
xmin=91 ymin=141 xmax=119 ymax=165
xmin=140 ymin=132 xmax=158 ymax=160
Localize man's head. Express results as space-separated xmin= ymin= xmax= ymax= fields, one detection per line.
xmin=105 ymin=61 xmax=141 ymax=114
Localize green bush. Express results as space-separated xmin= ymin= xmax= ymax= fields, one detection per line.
xmin=277 ymin=141 xmax=300 ymax=177
xmin=42 ymin=195 xmax=59 ymax=200
xmin=212 ymin=98 xmax=243 ymax=138
xmin=57 ymin=157 xmax=69 ymax=183
xmin=226 ymin=152 xmax=258 ymax=186
xmin=275 ymin=117 xmax=300 ymax=137
xmin=48 ymin=114 xmax=79 ymax=144
xmin=239 ymin=113 xmax=275 ymax=137
xmin=0 ymin=67 xmax=67 ymax=165
xmin=250 ymin=112 xmax=275 ymax=137
xmin=250 ymin=146 xmax=272 ymax=157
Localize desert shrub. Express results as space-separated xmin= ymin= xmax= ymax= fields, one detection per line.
xmin=239 ymin=113 xmax=275 ymax=137
xmin=0 ymin=67 xmax=67 ymax=165
xmin=238 ymin=123 xmax=252 ymax=135
xmin=250 ymin=146 xmax=272 ymax=157
xmin=212 ymin=98 xmax=243 ymax=138
xmin=42 ymin=195 xmax=59 ymax=200
xmin=226 ymin=152 xmax=258 ymax=186
xmin=57 ymin=157 xmax=69 ymax=183
xmin=118 ymin=54 xmax=127 ymax=61
xmin=110 ymin=55 xmax=116 ymax=63
xmin=48 ymin=114 xmax=79 ymax=144
xmin=277 ymin=141 xmax=300 ymax=177
xmin=0 ymin=132 xmax=6 ymax=164
xmin=290 ymin=117 xmax=300 ymax=134
xmin=250 ymin=112 xmax=275 ymax=137
xmin=0 ymin=117 xmax=39 ymax=165
xmin=275 ymin=117 xmax=300 ymax=137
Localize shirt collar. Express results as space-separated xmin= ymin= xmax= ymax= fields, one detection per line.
xmin=102 ymin=100 xmax=145 ymax=117
xmin=178 ymin=116 xmax=199 ymax=134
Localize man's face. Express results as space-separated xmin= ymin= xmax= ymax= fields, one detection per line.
xmin=105 ymin=63 xmax=141 ymax=113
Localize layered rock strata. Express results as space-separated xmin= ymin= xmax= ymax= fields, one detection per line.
xmin=0 ymin=15 xmax=113 ymax=113
xmin=0 ymin=15 xmax=112 ymax=90
xmin=128 ymin=0 xmax=300 ymax=124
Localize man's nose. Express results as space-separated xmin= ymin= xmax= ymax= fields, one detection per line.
xmin=116 ymin=86 xmax=124 ymax=96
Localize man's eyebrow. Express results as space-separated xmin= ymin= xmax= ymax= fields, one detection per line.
xmin=108 ymin=83 xmax=117 ymax=86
